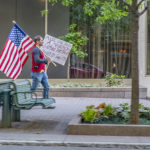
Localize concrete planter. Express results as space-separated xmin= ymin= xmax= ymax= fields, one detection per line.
xmin=67 ymin=117 xmax=150 ymax=136
xmin=50 ymin=87 xmax=147 ymax=99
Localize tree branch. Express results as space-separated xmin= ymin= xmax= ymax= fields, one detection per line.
xmin=137 ymin=0 xmax=145 ymax=8
xmin=138 ymin=6 xmax=148 ymax=16
xmin=119 ymin=0 xmax=132 ymax=9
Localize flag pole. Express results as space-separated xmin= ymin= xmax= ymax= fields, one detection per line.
xmin=45 ymin=0 xmax=49 ymax=72
xmin=12 ymin=20 xmax=16 ymax=24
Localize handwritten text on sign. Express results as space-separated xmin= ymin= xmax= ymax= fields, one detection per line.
xmin=41 ymin=34 xmax=72 ymax=65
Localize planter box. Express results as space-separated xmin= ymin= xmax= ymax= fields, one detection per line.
xmin=49 ymin=87 xmax=147 ymax=99
xmin=67 ymin=117 xmax=150 ymax=136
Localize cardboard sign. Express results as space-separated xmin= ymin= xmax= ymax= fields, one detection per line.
xmin=41 ymin=34 xmax=72 ymax=65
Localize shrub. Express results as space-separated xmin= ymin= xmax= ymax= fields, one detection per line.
xmin=80 ymin=105 xmax=100 ymax=123
xmin=59 ymin=24 xmax=88 ymax=58
xmin=80 ymin=103 xmax=150 ymax=124
xmin=105 ymin=74 xmax=125 ymax=87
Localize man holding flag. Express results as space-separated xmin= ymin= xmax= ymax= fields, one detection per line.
xmin=0 ymin=23 xmax=55 ymax=108
xmin=31 ymin=35 xmax=52 ymax=100
xmin=0 ymin=22 xmax=35 ymax=79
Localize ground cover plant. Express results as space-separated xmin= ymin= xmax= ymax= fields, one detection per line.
xmin=105 ymin=74 xmax=126 ymax=87
xmin=80 ymin=103 xmax=150 ymax=125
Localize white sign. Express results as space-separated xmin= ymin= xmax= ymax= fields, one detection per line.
xmin=41 ymin=34 xmax=72 ymax=65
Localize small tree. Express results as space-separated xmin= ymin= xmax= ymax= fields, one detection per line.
xmin=59 ymin=24 xmax=88 ymax=58
xmin=59 ymin=23 xmax=88 ymax=78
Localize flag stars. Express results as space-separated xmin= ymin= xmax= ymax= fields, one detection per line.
xmin=9 ymin=26 xmax=25 ymax=47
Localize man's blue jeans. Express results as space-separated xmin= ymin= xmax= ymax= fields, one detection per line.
xmin=31 ymin=72 xmax=50 ymax=98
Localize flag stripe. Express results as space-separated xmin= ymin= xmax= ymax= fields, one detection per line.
xmin=0 ymin=40 xmax=11 ymax=68
xmin=13 ymin=64 xmax=22 ymax=79
xmin=5 ymin=46 xmax=17 ymax=74
xmin=0 ymin=39 xmax=11 ymax=60
xmin=22 ymin=54 xmax=29 ymax=67
xmin=3 ymin=45 xmax=15 ymax=73
xmin=25 ymin=42 xmax=35 ymax=53
xmin=10 ymin=59 xmax=22 ymax=79
xmin=6 ymin=49 xmax=19 ymax=76
xmin=8 ymin=53 xmax=21 ymax=78
xmin=1 ymin=42 xmax=14 ymax=72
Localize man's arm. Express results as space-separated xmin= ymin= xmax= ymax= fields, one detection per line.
xmin=33 ymin=48 xmax=48 ymax=64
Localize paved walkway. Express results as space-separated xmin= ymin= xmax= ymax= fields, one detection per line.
xmin=0 ymin=97 xmax=150 ymax=149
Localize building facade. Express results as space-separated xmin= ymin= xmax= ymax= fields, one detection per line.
xmin=0 ymin=0 xmax=150 ymax=96
xmin=0 ymin=0 xmax=69 ymax=79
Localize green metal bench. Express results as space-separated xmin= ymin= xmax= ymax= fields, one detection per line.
xmin=10 ymin=80 xmax=55 ymax=110
xmin=0 ymin=80 xmax=55 ymax=128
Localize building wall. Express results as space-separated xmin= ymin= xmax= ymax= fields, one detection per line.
xmin=0 ymin=0 xmax=69 ymax=79
xmin=139 ymin=11 xmax=150 ymax=97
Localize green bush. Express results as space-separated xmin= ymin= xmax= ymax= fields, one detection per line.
xmin=80 ymin=105 xmax=100 ymax=123
xmin=105 ymin=74 xmax=125 ymax=87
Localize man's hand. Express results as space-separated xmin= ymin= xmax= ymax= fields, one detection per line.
xmin=44 ymin=55 xmax=57 ymax=67
xmin=44 ymin=55 xmax=51 ymax=64
xmin=47 ymin=57 xmax=51 ymax=65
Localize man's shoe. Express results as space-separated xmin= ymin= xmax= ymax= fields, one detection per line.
xmin=46 ymin=105 xmax=56 ymax=109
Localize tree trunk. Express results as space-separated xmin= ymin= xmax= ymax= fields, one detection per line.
xmin=130 ymin=3 xmax=139 ymax=124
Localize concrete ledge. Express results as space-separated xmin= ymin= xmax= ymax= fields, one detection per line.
xmin=67 ymin=117 xmax=150 ymax=136
xmin=50 ymin=87 xmax=147 ymax=99
xmin=0 ymin=79 xmax=146 ymax=98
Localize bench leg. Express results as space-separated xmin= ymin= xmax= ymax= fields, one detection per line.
xmin=1 ymin=89 xmax=12 ymax=128
xmin=11 ymin=108 xmax=20 ymax=122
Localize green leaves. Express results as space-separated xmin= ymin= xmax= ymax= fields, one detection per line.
xmin=97 ymin=1 xmax=128 ymax=24
xmin=103 ymin=104 xmax=117 ymax=116
xmin=41 ymin=10 xmax=48 ymax=16
xmin=48 ymin=0 xmax=59 ymax=6
xmin=46 ymin=0 xmax=133 ymax=26
xmin=80 ymin=102 xmax=150 ymax=124
xmin=47 ymin=0 xmax=147 ymax=25
xmin=119 ymin=103 xmax=130 ymax=111
xmin=105 ymin=74 xmax=126 ymax=87
xmin=61 ymin=0 xmax=74 ymax=6
xmin=80 ymin=105 xmax=99 ymax=123
xmin=48 ymin=0 xmax=74 ymax=6
xmin=59 ymin=24 xmax=88 ymax=58
xmin=84 ymin=0 xmax=101 ymax=16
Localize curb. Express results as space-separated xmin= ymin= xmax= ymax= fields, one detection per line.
xmin=0 ymin=140 xmax=150 ymax=149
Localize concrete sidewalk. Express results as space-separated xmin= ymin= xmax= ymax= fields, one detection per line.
xmin=0 ymin=97 xmax=150 ymax=149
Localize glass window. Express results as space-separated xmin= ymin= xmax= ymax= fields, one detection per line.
xmin=69 ymin=2 xmax=132 ymax=79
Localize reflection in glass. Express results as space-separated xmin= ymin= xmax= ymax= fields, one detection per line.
xmin=69 ymin=2 xmax=132 ymax=79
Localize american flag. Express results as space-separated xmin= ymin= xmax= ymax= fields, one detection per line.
xmin=0 ymin=24 xmax=35 ymax=79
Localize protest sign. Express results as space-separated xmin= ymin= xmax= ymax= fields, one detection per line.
xmin=41 ymin=34 xmax=72 ymax=65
